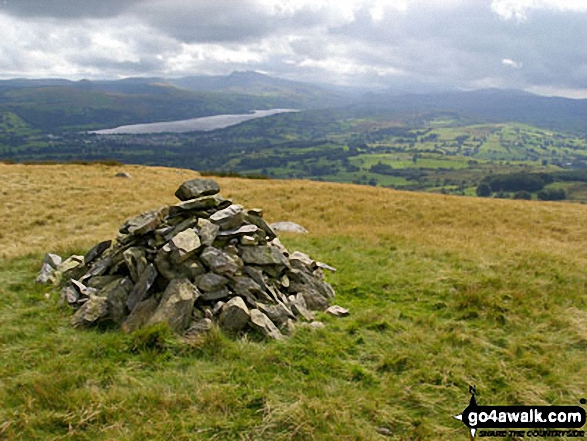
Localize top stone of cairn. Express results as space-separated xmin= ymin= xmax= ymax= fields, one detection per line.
xmin=175 ymin=178 xmax=221 ymax=201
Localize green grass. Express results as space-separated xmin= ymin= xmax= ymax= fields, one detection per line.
xmin=2 ymin=229 xmax=587 ymax=440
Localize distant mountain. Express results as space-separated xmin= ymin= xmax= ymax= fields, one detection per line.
xmin=169 ymin=71 xmax=348 ymax=108
xmin=356 ymin=88 xmax=587 ymax=134
xmin=0 ymin=79 xmax=309 ymax=132
xmin=0 ymin=73 xmax=584 ymax=134
xmin=0 ymin=73 xmax=351 ymax=131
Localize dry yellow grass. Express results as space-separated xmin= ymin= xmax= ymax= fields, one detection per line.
xmin=1 ymin=163 xmax=586 ymax=269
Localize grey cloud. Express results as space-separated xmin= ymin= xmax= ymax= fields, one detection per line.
xmin=2 ymin=0 xmax=143 ymax=19
xmin=132 ymin=0 xmax=274 ymax=43
xmin=0 ymin=0 xmax=585 ymax=96
xmin=326 ymin=2 xmax=587 ymax=91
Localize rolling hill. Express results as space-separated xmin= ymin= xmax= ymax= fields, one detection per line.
xmin=1 ymin=163 xmax=586 ymax=439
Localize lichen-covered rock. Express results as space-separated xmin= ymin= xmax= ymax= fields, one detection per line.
xmin=170 ymin=195 xmax=229 ymax=216
xmin=123 ymin=247 xmax=147 ymax=283
xmin=36 ymin=263 xmax=56 ymax=284
xmin=167 ymin=228 xmax=201 ymax=263
xmin=102 ymin=277 xmax=134 ymax=324
xmin=121 ymin=206 xmax=169 ymax=236
xmin=200 ymin=246 xmax=241 ymax=276
xmin=210 ymin=204 xmax=245 ymax=230
xmin=240 ymin=244 xmax=289 ymax=267
xmin=195 ymin=272 xmax=230 ymax=292
xmin=71 ymin=295 xmax=109 ymax=328
xmin=250 ymin=309 xmax=283 ymax=340
xmin=126 ymin=264 xmax=157 ymax=311
xmin=219 ymin=296 xmax=250 ymax=333
xmin=175 ymin=178 xmax=220 ymax=201
xmin=84 ymin=240 xmax=112 ymax=265
xmin=121 ymin=297 xmax=158 ymax=333
xmin=196 ymin=218 xmax=220 ymax=246
xmin=148 ymin=278 xmax=199 ymax=333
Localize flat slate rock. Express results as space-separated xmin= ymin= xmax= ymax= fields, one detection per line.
xmin=122 ymin=206 xmax=169 ymax=236
xmin=175 ymin=178 xmax=220 ymax=201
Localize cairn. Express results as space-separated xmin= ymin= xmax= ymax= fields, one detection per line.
xmin=44 ymin=178 xmax=346 ymax=339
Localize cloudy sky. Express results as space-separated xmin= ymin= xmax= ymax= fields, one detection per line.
xmin=0 ymin=0 xmax=586 ymax=97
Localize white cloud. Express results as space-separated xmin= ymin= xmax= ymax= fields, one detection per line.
xmin=502 ymin=58 xmax=522 ymax=69
xmin=491 ymin=0 xmax=587 ymax=21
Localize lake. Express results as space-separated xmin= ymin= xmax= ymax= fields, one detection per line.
xmin=90 ymin=109 xmax=298 ymax=135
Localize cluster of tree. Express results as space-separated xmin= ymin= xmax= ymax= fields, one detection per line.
xmin=480 ymin=172 xmax=554 ymax=193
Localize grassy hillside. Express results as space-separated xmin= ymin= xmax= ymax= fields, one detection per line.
xmin=1 ymin=164 xmax=587 ymax=440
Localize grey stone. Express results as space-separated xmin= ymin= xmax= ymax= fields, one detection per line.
xmin=216 ymin=224 xmax=259 ymax=239
xmin=289 ymin=251 xmax=315 ymax=270
xmin=57 ymin=255 xmax=85 ymax=280
xmin=121 ymin=297 xmax=158 ymax=333
xmin=161 ymin=218 xmax=198 ymax=241
xmin=155 ymin=249 xmax=205 ymax=281
xmin=200 ymin=246 xmax=240 ymax=276
xmin=44 ymin=253 xmax=62 ymax=269
xmin=256 ymin=302 xmax=295 ymax=327
xmin=240 ymin=245 xmax=289 ymax=267
xmin=200 ymin=287 xmax=231 ymax=302
xmin=36 ymin=262 xmax=56 ymax=284
xmin=70 ymin=295 xmax=109 ymax=328
xmin=86 ymin=275 xmax=123 ymax=290
xmin=195 ymin=272 xmax=230 ymax=292
xmin=240 ymin=235 xmax=258 ymax=246
xmin=61 ymin=284 xmax=80 ymax=306
xmin=175 ymin=178 xmax=220 ymax=201
xmin=168 ymin=228 xmax=201 ymax=263
xmin=249 ymin=309 xmax=283 ymax=340
xmin=148 ymin=278 xmax=200 ymax=333
xmin=84 ymin=240 xmax=112 ymax=265
xmin=212 ymin=301 xmax=225 ymax=316
xmin=219 ymin=296 xmax=250 ymax=333
xmin=121 ymin=206 xmax=169 ymax=236
xmin=80 ymin=256 xmax=112 ymax=282
xmin=101 ymin=278 xmax=133 ymax=324
xmin=299 ymin=287 xmax=330 ymax=311
xmin=245 ymin=212 xmax=277 ymax=240
xmin=70 ymin=279 xmax=98 ymax=297
xmin=209 ymin=204 xmax=245 ymax=230
xmin=230 ymin=276 xmax=273 ymax=304
xmin=316 ymin=262 xmax=337 ymax=272
xmin=185 ymin=318 xmax=213 ymax=336
xmin=269 ymin=221 xmax=308 ymax=234
xmin=288 ymin=294 xmax=314 ymax=321
xmin=123 ymin=247 xmax=148 ymax=283
xmin=326 ymin=305 xmax=349 ymax=317
xmin=115 ymin=172 xmax=131 ymax=178
xmin=288 ymin=268 xmax=334 ymax=311
xmin=169 ymin=195 xmax=228 ymax=216
xmin=127 ymin=264 xmax=158 ymax=311
xmin=197 ymin=218 xmax=220 ymax=246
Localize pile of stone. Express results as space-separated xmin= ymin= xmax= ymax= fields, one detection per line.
xmin=41 ymin=178 xmax=347 ymax=340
